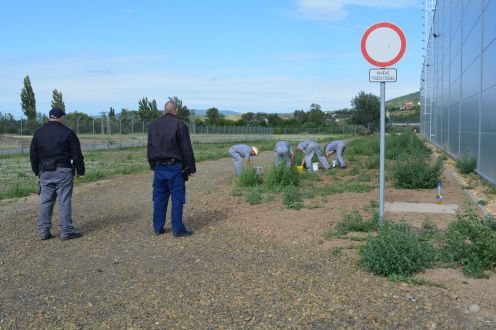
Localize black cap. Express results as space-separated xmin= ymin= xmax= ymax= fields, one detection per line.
xmin=49 ymin=108 xmax=66 ymax=119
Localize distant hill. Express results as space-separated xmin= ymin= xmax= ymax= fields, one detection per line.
xmin=386 ymin=91 xmax=420 ymax=109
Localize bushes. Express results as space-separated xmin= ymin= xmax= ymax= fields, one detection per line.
xmin=455 ymin=155 xmax=476 ymax=174
xmin=443 ymin=210 xmax=496 ymax=278
xmin=392 ymin=155 xmax=442 ymax=189
xmin=283 ymin=186 xmax=303 ymax=210
xmin=360 ymin=222 xmax=435 ymax=276
xmin=334 ymin=209 xmax=379 ymax=235
xmin=265 ymin=164 xmax=300 ymax=189
xmin=238 ymin=167 xmax=263 ymax=187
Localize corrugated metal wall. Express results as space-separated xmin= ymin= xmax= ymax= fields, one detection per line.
xmin=420 ymin=0 xmax=496 ymax=185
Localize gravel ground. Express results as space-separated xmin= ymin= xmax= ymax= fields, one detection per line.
xmin=0 ymin=152 xmax=494 ymax=329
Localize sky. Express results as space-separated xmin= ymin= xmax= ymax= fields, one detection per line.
xmin=0 ymin=0 xmax=424 ymax=117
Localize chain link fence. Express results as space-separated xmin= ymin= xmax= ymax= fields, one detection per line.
xmin=0 ymin=118 xmax=275 ymax=155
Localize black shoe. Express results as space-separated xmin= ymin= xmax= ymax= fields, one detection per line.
xmin=61 ymin=231 xmax=82 ymax=241
xmin=340 ymin=166 xmax=347 ymax=170
xmin=155 ymin=228 xmax=168 ymax=236
xmin=40 ymin=232 xmax=52 ymax=241
xmin=172 ymin=228 xmax=193 ymax=238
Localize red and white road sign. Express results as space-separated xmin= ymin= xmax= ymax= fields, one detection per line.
xmin=361 ymin=22 xmax=406 ymax=68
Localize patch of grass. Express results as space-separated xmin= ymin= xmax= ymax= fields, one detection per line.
xmin=349 ymin=167 xmax=359 ymax=176
xmin=420 ymin=218 xmax=440 ymax=241
xmin=334 ymin=209 xmax=379 ymax=235
xmin=283 ymin=186 xmax=303 ymax=210
xmin=443 ymin=209 xmax=496 ymax=278
xmin=392 ymin=155 xmax=443 ymax=189
xmin=265 ymin=164 xmax=300 ymax=189
xmin=478 ymin=200 xmax=488 ymax=206
xmin=231 ymin=188 xmax=243 ymax=197
xmin=0 ymin=182 xmax=38 ymax=199
xmin=331 ymin=247 xmax=343 ymax=257
xmin=387 ymin=274 xmax=447 ymax=289
xmin=455 ymin=155 xmax=476 ymax=174
xmin=246 ymin=189 xmax=263 ymax=205
xmin=360 ymin=222 xmax=435 ymax=277
xmin=238 ymin=167 xmax=263 ymax=187
xmin=357 ymin=173 xmax=372 ymax=182
xmin=365 ymin=155 xmax=379 ymax=169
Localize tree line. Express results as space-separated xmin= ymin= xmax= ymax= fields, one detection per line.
xmin=1 ymin=75 xmax=382 ymax=134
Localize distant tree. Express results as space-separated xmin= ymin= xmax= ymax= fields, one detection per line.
xmin=138 ymin=97 xmax=161 ymax=121
xmin=65 ymin=111 xmax=93 ymax=122
xmin=51 ymin=89 xmax=65 ymax=111
xmin=266 ymin=113 xmax=282 ymax=127
xmin=109 ymin=107 xmax=116 ymax=118
xmin=307 ymin=103 xmax=325 ymax=125
xmin=119 ymin=108 xmax=138 ymax=121
xmin=293 ymin=110 xmax=307 ymax=123
xmin=206 ymin=107 xmax=222 ymax=125
xmin=350 ymin=91 xmax=380 ymax=126
xmin=20 ymin=75 xmax=37 ymax=120
xmin=240 ymin=112 xmax=256 ymax=126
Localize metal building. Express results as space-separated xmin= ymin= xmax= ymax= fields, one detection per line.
xmin=420 ymin=0 xmax=496 ymax=185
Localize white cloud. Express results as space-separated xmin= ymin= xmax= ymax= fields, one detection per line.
xmin=295 ymin=0 xmax=418 ymax=22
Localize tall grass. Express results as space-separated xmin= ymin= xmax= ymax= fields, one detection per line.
xmin=392 ymin=155 xmax=442 ymax=189
xmin=265 ymin=164 xmax=300 ymax=189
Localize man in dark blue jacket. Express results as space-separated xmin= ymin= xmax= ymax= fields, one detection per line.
xmin=147 ymin=99 xmax=196 ymax=237
xmin=30 ymin=108 xmax=85 ymax=241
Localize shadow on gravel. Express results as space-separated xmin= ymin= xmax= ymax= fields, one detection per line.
xmin=186 ymin=209 xmax=227 ymax=231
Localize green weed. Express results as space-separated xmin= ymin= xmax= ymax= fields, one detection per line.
xmin=360 ymin=222 xmax=435 ymax=276
xmin=265 ymin=164 xmax=300 ymax=189
xmin=443 ymin=209 xmax=496 ymax=278
xmin=392 ymin=155 xmax=442 ymax=189
xmin=283 ymin=186 xmax=303 ymax=210
xmin=238 ymin=167 xmax=263 ymax=187
xmin=455 ymin=155 xmax=476 ymax=174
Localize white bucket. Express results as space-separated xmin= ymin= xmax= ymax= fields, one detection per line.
xmin=312 ymin=162 xmax=319 ymax=171
xmin=332 ymin=160 xmax=337 ymax=168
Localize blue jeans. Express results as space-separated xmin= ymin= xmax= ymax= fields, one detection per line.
xmin=153 ymin=164 xmax=187 ymax=234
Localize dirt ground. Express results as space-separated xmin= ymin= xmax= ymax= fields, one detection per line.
xmin=0 ymin=151 xmax=495 ymax=329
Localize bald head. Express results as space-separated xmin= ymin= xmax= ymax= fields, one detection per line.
xmin=164 ymin=100 xmax=178 ymax=114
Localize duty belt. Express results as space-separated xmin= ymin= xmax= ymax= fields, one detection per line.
xmin=156 ymin=158 xmax=181 ymax=165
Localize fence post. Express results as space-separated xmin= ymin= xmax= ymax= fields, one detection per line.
xmin=142 ymin=120 xmax=145 ymax=146
xmin=92 ymin=118 xmax=96 ymax=150
xmin=77 ymin=117 xmax=80 ymax=135
xmin=119 ymin=120 xmax=122 ymax=148
xmin=20 ymin=117 xmax=24 ymax=154
xmin=131 ymin=119 xmax=134 ymax=147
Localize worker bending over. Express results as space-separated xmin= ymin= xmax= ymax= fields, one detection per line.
xmin=229 ymin=144 xmax=259 ymax=176
xmin=274 ymin=140 xmax=294 ymax=166
xmin=296 ymin=140 xmax=330 ymax=170
xmin=325 ymin=140 xmax=347 ymax=169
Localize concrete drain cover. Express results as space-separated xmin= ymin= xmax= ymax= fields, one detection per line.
xmin=384 ymin=202 xmax=458 ymax=214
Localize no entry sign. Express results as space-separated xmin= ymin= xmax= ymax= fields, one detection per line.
xmin=361 ymin=22 xmax=406 ymax=68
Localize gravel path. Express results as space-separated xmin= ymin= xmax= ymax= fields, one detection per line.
xmin=0 ymin=153 xmax=493 ymax=329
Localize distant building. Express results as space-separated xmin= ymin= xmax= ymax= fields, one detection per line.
xmin=420 ymin=0 xmax=496 ymax=185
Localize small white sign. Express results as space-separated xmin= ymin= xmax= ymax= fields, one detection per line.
xmin=369 ymin=69 xmax=397 ymax=82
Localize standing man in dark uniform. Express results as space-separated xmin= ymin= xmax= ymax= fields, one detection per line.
xmin=30 ymin=108 xmax=85 ymax=241
xmin=147 ymin=98 xmax=196 ymax=237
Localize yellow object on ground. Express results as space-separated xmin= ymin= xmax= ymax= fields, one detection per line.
xmin=296 ymin=166 xmax=304 ymax=173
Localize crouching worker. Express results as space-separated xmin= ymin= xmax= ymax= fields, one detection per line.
xmin=325 ymin=140 xmax=347 ymax=169
xmin=30 ymin=108 xmax=85 ymax=241
xmin=147 ymin=98 xmax=196 ymax=237
xmin=274 ymin=140 xmax=294 ymax=166
xmin=228 ymin=144 xmax=259 ymax=176
xmin=296 ymin=140 xmax=330 ymax=170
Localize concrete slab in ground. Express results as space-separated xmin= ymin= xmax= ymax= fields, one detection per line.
xmin=385 ymin=202 xmax=458 ymax=214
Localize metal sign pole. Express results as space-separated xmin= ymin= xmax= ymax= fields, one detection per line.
xmin=379 ymin=81 xmax=386 ymax=224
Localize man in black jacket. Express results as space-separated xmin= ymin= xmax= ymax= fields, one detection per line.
xmin=30 ymin=108 xmax=85 ymax=241
xmin=147 ymin=98 xmax=196 ymax=237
